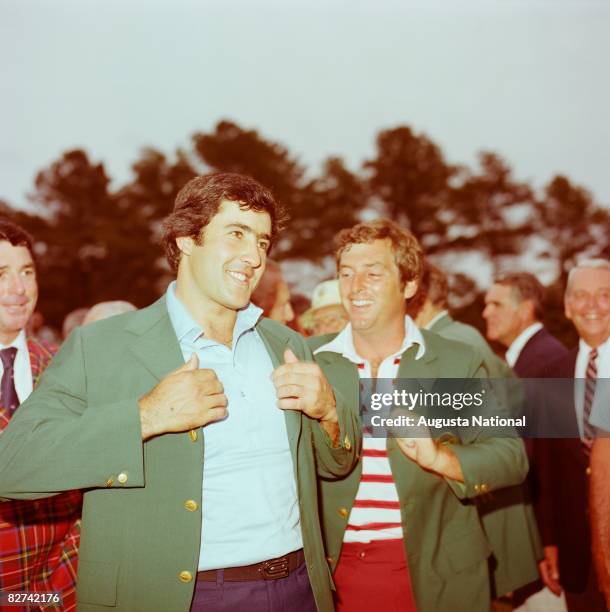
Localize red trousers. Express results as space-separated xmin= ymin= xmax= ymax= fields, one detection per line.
xmin=333 ymin=539 xmax=417 ymax=612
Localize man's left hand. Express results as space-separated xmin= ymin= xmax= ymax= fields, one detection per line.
xmin=396 ymin=436 xmax=440 ymax=470
xmin=272 ymin=349 xmax=338 ymax=424
xmin=395 ymin=418 xmax=464 ymax=482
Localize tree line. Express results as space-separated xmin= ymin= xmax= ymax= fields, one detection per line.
xmin=2 ymin=120 xmax=608 ymax=346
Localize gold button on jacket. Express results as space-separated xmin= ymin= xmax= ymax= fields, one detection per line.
xmin=184 ymin=500 xmax=198 ymax=512
xmin=179 ymin=571 xmax=193 ymax=583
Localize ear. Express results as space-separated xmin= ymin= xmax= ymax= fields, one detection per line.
xmin=176 ymin=236 xmax=195 ymax=256
xmin=403 ymin=280 xmax=418 ymax=300
xmin=519 ymin=299 xmax=535 ymax=322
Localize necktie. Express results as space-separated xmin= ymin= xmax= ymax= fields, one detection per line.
xmin=582 ymin=347 xmax=598 ymax=452
xmin=0 ymin=347 xmax=20 ymax=417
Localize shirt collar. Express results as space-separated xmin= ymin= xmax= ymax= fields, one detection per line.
xmin=314 ymin=315 xmax=426 ymax=363
xmin=165 ymin=281 xmax=263 ymax=346
xmin=505 ymin=322 xmax=543 ymax=367
xmin=0 ymin=328 xmax=28 ymax=352
xmin=578 ymin=335 xmax=610 ymax=357
xmin=425 ymin=310 xmax=449 ymax=330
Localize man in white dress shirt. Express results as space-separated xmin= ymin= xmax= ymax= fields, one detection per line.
xmin=536 ymin=259 xmax=610 ymax=611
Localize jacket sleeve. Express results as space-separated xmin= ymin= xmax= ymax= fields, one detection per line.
xmin=443 ymin=359 xmax=529 ymax=500
xmin=0 ymin=328 xmax=145 ymax=499
xmin=446 ymin=437 xmax=529 ymax=500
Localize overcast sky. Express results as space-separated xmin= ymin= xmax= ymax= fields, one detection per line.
xmin=1 ymin=0 xmax=609 ymax=212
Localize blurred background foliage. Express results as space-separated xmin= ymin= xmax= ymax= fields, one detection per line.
xmin=1 ymin=119 xmax=608 ymax=346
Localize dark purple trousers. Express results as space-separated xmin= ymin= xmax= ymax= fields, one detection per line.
xmin=189 ymin=562 xmax=317 ymax=612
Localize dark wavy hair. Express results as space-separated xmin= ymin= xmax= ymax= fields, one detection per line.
xmin=0 ymin=219 xmax=35 ymax=263
xmin=162 ymin=173 xmax=287 ymax=272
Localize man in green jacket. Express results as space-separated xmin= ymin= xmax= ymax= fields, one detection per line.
xmin=309 ymin=219 xmax=529 ymax=612
xmin=0 ymin=173 xmax=359 ymax=612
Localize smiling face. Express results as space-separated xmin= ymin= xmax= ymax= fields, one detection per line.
xmin=0 ymin=241 xmax=38 ymax=344
xmin=175 ymin=199 xmax=271 ymax=319
xmin=565 ymin=266 xmax=610 ymax=348
xmin=338 ymin=239 xmax=417 ymax=339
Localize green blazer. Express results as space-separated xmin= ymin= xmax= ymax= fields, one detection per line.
xmin=429 ymin=314 xmax=543 ymax=596
xmin=0 ymin=297 xmax=360 ymax=612
xmin=309 ymin=329 xmax=529 ymax=612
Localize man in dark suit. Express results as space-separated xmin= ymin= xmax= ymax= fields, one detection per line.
xmin=483 ymin=272 xmax=566 ymax=377
xmin=539 ymin=259 xmax=610 ymax=611
xmin=484 ymin=271 xmax=569 ymax=610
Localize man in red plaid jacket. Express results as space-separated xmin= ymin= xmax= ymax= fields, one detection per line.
xmin=0 ymin=220 xmax=81 ymax=611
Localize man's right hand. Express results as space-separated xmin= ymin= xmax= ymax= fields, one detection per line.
xmin=539 ymin=545 xmax=562 ymax=596
xmin=138 ymin=354 xmax=227 ymax=440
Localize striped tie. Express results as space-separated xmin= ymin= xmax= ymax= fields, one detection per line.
xmin=0 ymin=347 xmax=20 ymax=417
xmin=582 ymin=347 xmax=598 ymax=452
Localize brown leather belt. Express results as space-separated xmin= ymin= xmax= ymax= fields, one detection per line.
xmin=197 ymin=549 xmax=305 ymax=582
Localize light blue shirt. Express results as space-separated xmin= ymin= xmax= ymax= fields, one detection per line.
xmin=165 ymin=283 xmax=302 ymax=570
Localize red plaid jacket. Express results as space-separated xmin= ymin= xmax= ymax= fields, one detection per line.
xmin=0 ymin=337 xmax=82 ymax=612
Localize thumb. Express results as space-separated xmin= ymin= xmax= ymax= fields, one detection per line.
xmin=176 ymin=353 xmax=199 ymax=372
xmin=283 ymin=348 xmax=299 ymax=364
xmin=551 ymin=564 xmax=560 ymax=580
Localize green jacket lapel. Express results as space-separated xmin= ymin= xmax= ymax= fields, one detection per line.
xmin=256 ymin=318 xmax=290 ymax=368
xmin=256 ymin=319 xmax=302 ymax=451
xmin=127 ymin=296 xmax=185 ymax=382
xmin=397 ymin=338 xmax=438 ymax=392
xmin=312 ymin=350 xmax=361 ymax=399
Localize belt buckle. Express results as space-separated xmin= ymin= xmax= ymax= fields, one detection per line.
xmin=260 ymin=555 xmax=290 ymax=580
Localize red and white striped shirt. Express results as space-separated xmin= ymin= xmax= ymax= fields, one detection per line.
xmin=315 ymin=318 xmax=425 ymax=543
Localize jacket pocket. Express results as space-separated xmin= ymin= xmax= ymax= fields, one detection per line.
xmin=444 ymin=528 xmax=492 ymax=573
xmin=77 ymin=560 xmax=119 ymax=607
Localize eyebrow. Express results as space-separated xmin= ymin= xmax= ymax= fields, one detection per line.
xmin=0 ymin=264 xmax=35 ymax=271
xmin=339 ymin=262 xmax=385 ymax=269
xmin=225 ymin=223 xmax=271 ymax=242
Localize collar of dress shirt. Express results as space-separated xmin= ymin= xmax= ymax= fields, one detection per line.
xmin=578 ymin=335 xmax=610 ymax=360
xmin=505 ymin=322 xmax=543 ymax=368
xmin=165 ymin=281 xmax=263 ymax=347
xmin=0 ymin=328 xmax=28 ymax=353
xmin=425 ymin=309 xmax=449 ymax=330
xmin=314 ymin=315 xmax=426 ymax=363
